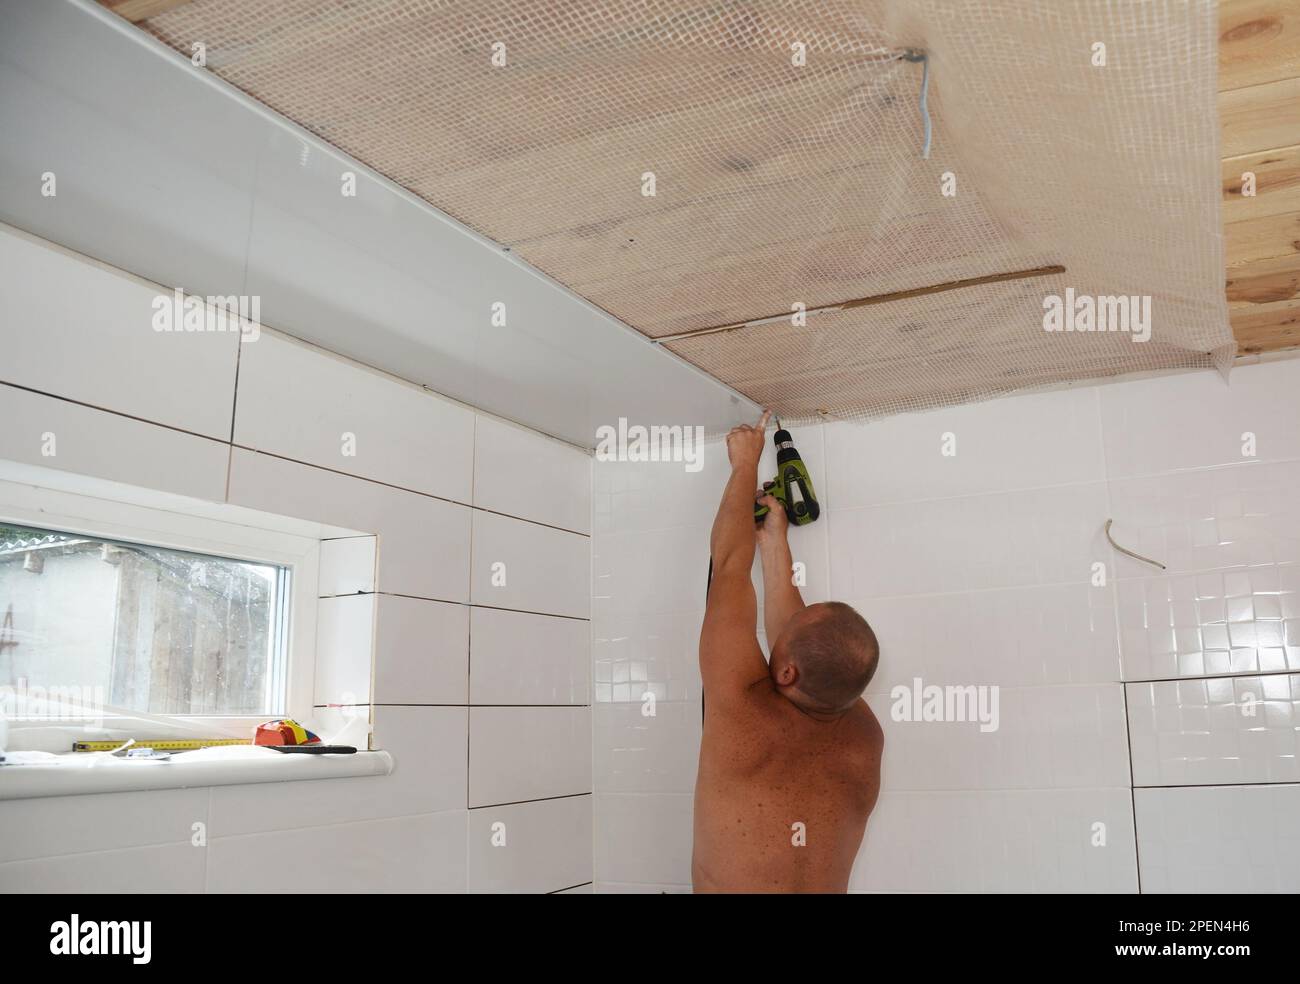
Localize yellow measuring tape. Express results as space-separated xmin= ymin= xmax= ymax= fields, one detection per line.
xmin=72 ymin=738 xmax=251 ymax=752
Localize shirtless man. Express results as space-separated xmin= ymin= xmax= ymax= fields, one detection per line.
xmin=692 ymin=411 xmax=884 ymax=893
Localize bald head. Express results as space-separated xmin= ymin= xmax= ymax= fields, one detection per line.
xmin=775 ymin=602 xmax=879 ymax=713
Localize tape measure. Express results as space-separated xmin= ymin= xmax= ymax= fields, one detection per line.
xmin=72 ymin=738 xmax=251 ymax=752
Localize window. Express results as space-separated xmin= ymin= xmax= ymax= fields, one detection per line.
xmin=0 ymin=523 xmax=291 ymax=720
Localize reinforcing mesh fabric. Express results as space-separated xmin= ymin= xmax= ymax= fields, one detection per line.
xmin=138 ymin=0 xmax=1234 ymax=424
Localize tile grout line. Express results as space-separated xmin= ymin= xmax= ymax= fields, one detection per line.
xmin=231 ymin=444 xmax=592 ymax=536
xmin=469 ymin=791 xmax=593 ymax=811
xmin=1132 ymin=780 xmax=1300 ymax=790
xmin=587 ymin=452 xmax=598 ymax=887
xmin=0 ymin=378 xmax=595 ymax=538
xmin=1098 ymin=384 xmax=1143 ymax=895
xmin=548 ymin=881 xmax=593 ymax=894
xmin=203 ymin=786 xmax=213 ymax=894
xmin=467 ymin=414 xmax=475 ymax=814
xmin=317 ymin=591 xmax=591 ymax=622
xmin=1120 ymin=682 xmax=1143 ymax=894
xmin=0 ymin=377 xmax=230 ymax=445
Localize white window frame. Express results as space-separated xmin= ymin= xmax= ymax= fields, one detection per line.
xmin=0 ymin=475 xmax=319 ymax=746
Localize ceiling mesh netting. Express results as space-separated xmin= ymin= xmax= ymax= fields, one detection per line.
xmin=136 ymin=0 xmax=1234 ymax=423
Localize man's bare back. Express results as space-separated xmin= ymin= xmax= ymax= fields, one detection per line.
xmin=692 ymin=411 xmax=884 ymax=893
xmin=693 ymin=682 xmax=883 ymax=892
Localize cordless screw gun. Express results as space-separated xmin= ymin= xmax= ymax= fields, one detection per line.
xmin=753 ymin=427 xmax=821 ymax=526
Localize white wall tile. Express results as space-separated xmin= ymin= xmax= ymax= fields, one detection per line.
xmin=469 ymin=706 xmax=591 ymax=807
xmin=318 ymin=536 xmax=376 ymax=596
xmin=366 ymin=706 xmax=468 ymax=815
xmin=0 ymin=843 xmax=206 ymax=893
xmin=0 ymin=225 xmax=239 ymax=440
xmin=555 ymin=883 xmax=594 ymax=893
xmin=373 ymin=594 xmax=468 ymax=705
xmin=593 ymin=524 xmax=710 ymax=618
xmin=228 ymin=448 xmax=471 ymax=601
xmin=471 ymin=510 xmax=589 ymax=618
xmin=474 ymin=414 xmax=591 ymax=533
xmin=594 ymin=793 xmax=694 ymax=886
xmin=860 ymin=582 xmax=1121 ymax=694
xmin=1117 ymin=565 xmax=1300 ymax=681
xmin=0 ymin=382 xmax=228 ymax=501
xmin=1128 ymin=674 xmax=1300 ymax=786
xmin=595 ymin=881 xmax=692 ymax=893
xmin=314 ymin=594 xmax=375 ymax=706
xmin=825 ymin=386 xmax=1106 ymax=507
xmin=853 ymin=789 xmax=1137 ymax=892
xmin=209 ymin=706 xmax=468 ymax=836
xmin=1106 ymin=460 xmax=1300 ymax=579
xmin=206 ymin=810 xmax=467 ymax=893
xmin=234 ymin=329 xmax=473 ymax=503
xmin=866 ymin=684 xmax=1130 ymax=791
xmin=1100 ymin=360 xmax=1300 ymax=478
xmin=0 ymin=788 xmax=208 ymax=864
xmin=594 ymin=702 xmax=700 ymax=794
xmin=1135 ymin=784 xmax=1300 ymax=893
xmin=470 ymin=607 xmax=590 ymax=704
xmin=466 ymin=794 xmax=593 ymax=893
xmin=593 ymin=436 xmax=729 ymax=536
xmin=593 ymin=610 xmax=703 ymax=704
xmin=828 ymin=482 xmax=1110 ymax=598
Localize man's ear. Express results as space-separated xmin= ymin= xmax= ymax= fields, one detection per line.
xmin=774 ymin=661 xmax=798 ymax=687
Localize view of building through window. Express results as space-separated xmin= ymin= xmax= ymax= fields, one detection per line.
xmin=0 ymin=523 xmax=288 ymax=719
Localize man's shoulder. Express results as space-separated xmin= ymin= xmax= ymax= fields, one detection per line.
xmin=821 ymin=700 xmax=884 ymax=780
xmin=855 ymin=698 xmax=885 ymax=740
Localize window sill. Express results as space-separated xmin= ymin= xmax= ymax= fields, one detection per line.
xmin=0 ymin=746 xmax=394 ymax=800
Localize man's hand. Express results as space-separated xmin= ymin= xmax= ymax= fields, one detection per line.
xmin=726 ymin=410 xmax=771 ymax=471
xmin=755 ymin=491 xmax=787 ymax=548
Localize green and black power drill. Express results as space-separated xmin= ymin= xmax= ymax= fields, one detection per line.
xmin=753 ymin=424 xmax=820 ymax=526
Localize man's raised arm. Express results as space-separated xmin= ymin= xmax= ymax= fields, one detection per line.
xmin=709 ymin=409 xmax=769 ymax=575
xmin=699 ymin=411 xmax=772 ymax=704
xmin=756 ymin=491 xmax=806 ymax=646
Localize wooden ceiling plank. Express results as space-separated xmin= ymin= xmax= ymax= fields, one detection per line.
xmin=1222 ymin=143 xmax=1300 ymax=221
xmin=1225 ymin=208 xmax=1300 ymax=268
xmin=1219 ymin=75 xmax=1300 ymax=156
xmin=1227 ymin=252 xmax=1300 ymax=308
xmin=1218 ymin=0 xmax=1300 ymax=91
xmin=1230 ymin=296 xmax=1300 ymax=351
